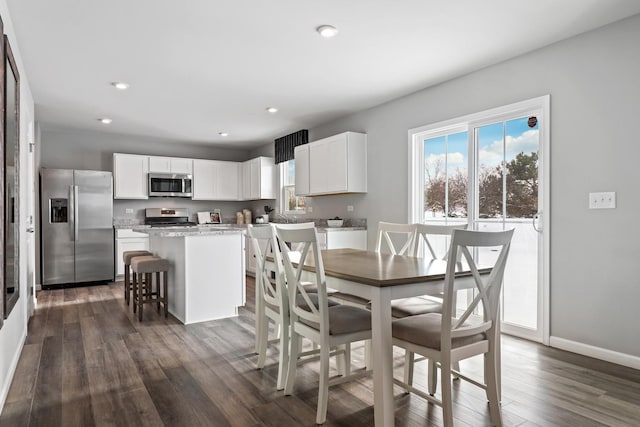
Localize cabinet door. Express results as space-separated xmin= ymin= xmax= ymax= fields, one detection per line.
xmin=192 ymin=159 xmax=217 ymax=200
xmin=294 ymin=145 xmax=310 ymax=196
xmin=259 ymin=157 xmax=276 ymax=199
xmin=216 ymin=161 xmax=240 ymax=200
xmin=242 ymin=161 xmax=251 ymax=200
xmin=309 ymin=141 xmax=329 ymax=194
xmin=148 ymin=156 xmax=171 ymax=173
xmin=326 ymin=135 xmax=348 ymax=192
xmin=113 ymin=154 xmax=149 ymax=199
xmin=326 ymin=230 xmax=367 ymax=250
xmin=250 ymin=158 xmax=260 ymax=199
xmin=170 ymin=157 xmax=193 ymax=174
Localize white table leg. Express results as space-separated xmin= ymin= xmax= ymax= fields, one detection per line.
xmin=370 ymin=287 xmax=394 ymax=427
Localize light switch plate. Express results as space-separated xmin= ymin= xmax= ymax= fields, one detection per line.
xmin=125 ymin=208 xmax=134 ymax=214
xmin=347 ymin=205 xmax=354 ymax=212
xmin=589 ymin=192 xmax=616 ymax=209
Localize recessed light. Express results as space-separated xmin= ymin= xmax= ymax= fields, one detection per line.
xmin=219 ymin=132 xmax=229 ymax=137
xmin=316 ymin=25 xmax=338 ymax=38
xmin=266 ymin=107 xmax=278 ymax=114
xmin=111 ymin=81 xmax=130 ymax=90
xmin=98 ymin=118 xmax=112 ymax=124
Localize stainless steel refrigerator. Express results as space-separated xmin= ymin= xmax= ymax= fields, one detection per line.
xmin=41 ymin=169 xmax=114 ymax=288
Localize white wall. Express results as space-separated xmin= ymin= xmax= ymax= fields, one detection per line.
xmin=257 ymin=14 xmax=640 ymax=361
xmin=0 ymin=0 xmax=36 ymax=410
xmin=41 ymin=128 xmax=251 ymax=171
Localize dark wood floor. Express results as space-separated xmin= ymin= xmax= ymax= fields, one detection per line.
xmin=1 ymin=278 xmax=640 ymax=426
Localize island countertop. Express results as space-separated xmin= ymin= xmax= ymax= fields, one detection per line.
xmin=132 ymin=225 xmax=246 ymax=237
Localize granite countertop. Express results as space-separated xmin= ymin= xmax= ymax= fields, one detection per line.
xmin=132 ymin=225 xmax=246 ymax=237
xmin=115 ymin=220 xmax=366 ymax=232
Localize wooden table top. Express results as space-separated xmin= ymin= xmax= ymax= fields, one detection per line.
xmin=317 ymin=249 xmax=489 ymax=288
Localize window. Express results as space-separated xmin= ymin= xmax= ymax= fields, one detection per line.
xmin=424 ymin=131 xmax=468 ymax=222
xmin=409 ymin=95 xmax=550 ymax=343
xmin=281 ymin=159 xmax=307 ymax=214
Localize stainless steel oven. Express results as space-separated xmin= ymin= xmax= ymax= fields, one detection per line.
xmin=148 ymin=173 xmax=192 ymax=197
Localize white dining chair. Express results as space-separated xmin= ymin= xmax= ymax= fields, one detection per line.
xmin=375 ymin=221 xmax=417 ymax=255
xmin=402 ymin=223 xmax=468 ymax=386
xmin=248 ymin=224 xmax=290 ymax=390
xmin=275 ymin=222 xmax=372 ymax=425
xmin=392 ymin=228 xmax=514 ymax=427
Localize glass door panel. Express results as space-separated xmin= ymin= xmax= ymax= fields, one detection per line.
xmin=423 ymin=131 xmax=468 ymax=225
xmin=472 ymin=116 xmax=541 ymax=338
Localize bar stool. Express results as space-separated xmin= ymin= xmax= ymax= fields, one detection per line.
xmin=123 ymin=250 xmax=152 ymax=306
xmin=131 ymin=256 xmax=170 ymax=321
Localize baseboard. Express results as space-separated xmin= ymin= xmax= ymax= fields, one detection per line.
xmin=0 ymin=329 xmax=28 ymax=413
xmin=550 ymin=336 xmax=640 ymax=370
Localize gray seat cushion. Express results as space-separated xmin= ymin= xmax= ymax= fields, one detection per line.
xmin=331 ymin=292 xmax=370 ymax=306
xmin=131 ymin=256 xmax=170 ymax=273
xmin=123 ymin=250 xmax=152 ymax=264
xmin=302 ymin=282 xmax=337 ymax=295
xmin=266 ymin=293 xmax=339 ymax=313
xmin=299 ymin=305 xmax=371 ymax=336
xmin=390 ymin=297 xmax=443 ymax=318
xmin=392 ymin=313 xmax=485 ymax=351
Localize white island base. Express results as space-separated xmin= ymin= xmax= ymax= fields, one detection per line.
xmin=147 ymin=232 xmax=246 ymax=324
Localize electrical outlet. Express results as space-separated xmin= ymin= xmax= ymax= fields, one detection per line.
xmin=589 ymin=192 xmax=616 ymax=209
xmin=307 ymin=206 xmax=313 ymax=213
xmin=347 ymin=205 xmax=354 ymax=212
xmin=125 ymin=208 xmax=134 ymax=214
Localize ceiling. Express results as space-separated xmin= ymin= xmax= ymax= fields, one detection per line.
xmin=7 ymin=1 xmax=640 ymax=149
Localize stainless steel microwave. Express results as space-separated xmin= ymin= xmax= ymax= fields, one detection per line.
xmin=148 ymin=173 xmax=193 ymax=197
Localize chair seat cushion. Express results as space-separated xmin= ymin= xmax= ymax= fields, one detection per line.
xmin=391 ymin=297 xmax=443 ymax=318
xmin=302 ymin=282 xmax=337 ymax=295
xmin=131 ymin=256 xmax=170 ymax=274
xmin=330 ymin=292 xmax=370 ymax=306
xmin=123 ymin=250 xmax=153 ymax=264
xmin=299 ymin=305 xmax=371 ymax=336
xmin=392 ymin=313 xmax=485 ymax=350
xmin=266 ymin=293 xmax=339 ymax=313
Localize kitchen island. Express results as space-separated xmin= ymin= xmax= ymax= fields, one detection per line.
xmin=133 ymin=226 xmax=246 ymax=324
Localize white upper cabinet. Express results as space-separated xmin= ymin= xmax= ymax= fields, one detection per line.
xmin=242 ymin=157 xmax=276 ymax=200
xmin=301 ymin=131 xmax=367 ymax=196
xmin=294 ymin=144 xmax=310 ymax=196
xmin=192 ymin=159 xmax=241 ymax=200
xmin=148 ymin=156 xmax=193 ymax=174
xmin=113 ymin=153 xmax=273 ymax=201
xmin=113 ymin=153 xmax=149 ymax=199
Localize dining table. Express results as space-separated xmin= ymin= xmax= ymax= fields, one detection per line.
xmin=307 ymin=248 xmax=493 ymax=427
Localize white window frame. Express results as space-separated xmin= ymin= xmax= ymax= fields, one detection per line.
xmin=279 ymin=159 xmax=307 ymax=215
xmin=408 ymin=95 xmax=550 ymax=345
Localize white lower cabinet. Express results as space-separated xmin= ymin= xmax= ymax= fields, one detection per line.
xmin=246 ymin=233 xmax=269 ymax=275
xmin=115 ymin=229 xmax=150 ymax=278
xmin=246 ymin=228 xmax=367 ymax=274
xmin=318 ymin=229 xmax=367 ymax=251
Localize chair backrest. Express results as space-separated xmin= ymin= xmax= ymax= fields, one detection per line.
xmin=414 ymin=223 xmax=468 ymax=260
xmin=273 ymin=223 xmax=329 ymax=332
xmin=375 ymin=222 xmax=417 ymax=255
xmin=247 ymin=225 xmax=287 ymax=315
xmin=440 ymin=228 xmax=514 ymax=350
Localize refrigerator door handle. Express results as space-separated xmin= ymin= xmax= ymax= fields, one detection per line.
xmin=69 ymin=185 xmax=75 ymax=241
xmin=74 ymin=185 xmax=79 ymax=241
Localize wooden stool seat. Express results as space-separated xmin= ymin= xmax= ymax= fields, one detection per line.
xmin=131 ymin=256 xmax=170 ymax=321
xmin=123 ymin=250 xmax=152 ymax=306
